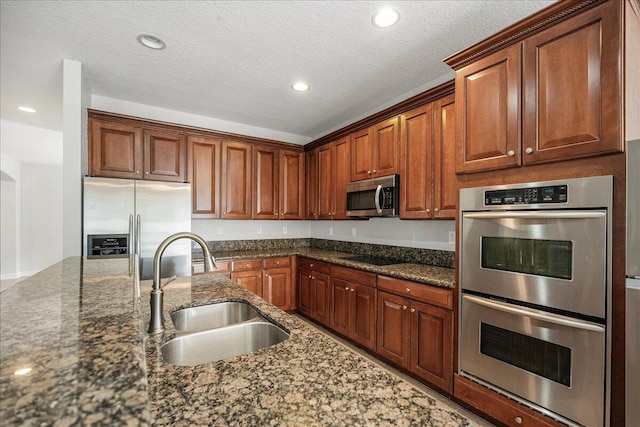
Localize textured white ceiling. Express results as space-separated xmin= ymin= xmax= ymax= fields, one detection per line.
xmin=1 ymin=0 xmax=555 ymax=141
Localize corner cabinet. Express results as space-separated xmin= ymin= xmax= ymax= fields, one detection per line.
xmin=316 ymin=137 xmax=350 ymax=220
xmin=452 ymin=0 xmax=623 ymax=174
xmin=89 ymin=119 xmax=186 ymax=182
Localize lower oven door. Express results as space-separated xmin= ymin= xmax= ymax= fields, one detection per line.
xmin=460 ymin=294 xmax=605 ymax=427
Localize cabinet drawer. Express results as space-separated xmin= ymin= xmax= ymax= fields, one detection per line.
xmin=331 ymin=265 xmax=376 ymax=287
xmin=263 ymin=256 xmax=290 ymax=269
xmin=377 ymin=276 xmax=452 ymax=309
xmin=192 ymin=260 xmax=230 ymax=274
xmin=298 ymin=257 xmax=330 ymax=274
xmin=232 ymin=259 xmax=262 ymax=271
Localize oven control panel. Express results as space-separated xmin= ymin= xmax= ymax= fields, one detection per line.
xmin=485 ymin=185 xmax=567 ymax=205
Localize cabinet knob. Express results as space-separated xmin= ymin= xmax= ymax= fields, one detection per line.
xmin=525 ymin=147 xmax=533 ymax=154
xmin=351 ymin=288 xmax=355 ymax=292
xmin=434 ymin=208 xmax=439 ymax=212
xmin=276 ymin=261 xmax=280 ymax=265
xmin=515 ymin=417 xmax=523 ymax=424
xmin=367 ymin=170 xmax=372 ymax=175
xmin=345 ymin=286 xmax=349 ymax=291
xmin=372 ymin=169 xmax=377 ymax=174
xmin=310 ymin=264 xmax=314 ymax=267
xmin=406 ymin=288 xmax=411 ymax=294
xmin=410 ymin=308 xmax=416 ymax=314
xmin=136 ymin=170 xmax=140 ymax=174
xmin=426 ymin=209 xmax=430 ymax=213
xmin=507 ymin=150 xmax=515 ymax=157
xmin=145 ymin=171 xmax=149 ymax=175
xmin=308 ymin=275 xmax=312 ymax=279
xmin=402 ymin=305 xmax=407 ymax=311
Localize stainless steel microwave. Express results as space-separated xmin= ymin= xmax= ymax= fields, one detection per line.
xmin=346 ymin=174 xmax=399 ymax=217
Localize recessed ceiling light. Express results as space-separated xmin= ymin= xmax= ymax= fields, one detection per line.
xmin=373 ymin=8 xmax=399 ymax=28
xmin=18 ymin=106 xmax=36 ymax=113
xmin=137 ymin=34 xmax=166 ymax=50
xmin=292 ymin=81 xmax=310 ymax=92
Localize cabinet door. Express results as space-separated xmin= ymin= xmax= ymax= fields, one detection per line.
xmin=522 ymin=1 xmax=622 ymax=164
xmin=456 ymin=44 xmax=521 ymax=173
xmin=253 ymin=145 xmax=279 ymax=219
xmin=350 ymin=283 xmax=376 ymax=351
xmin=400 ymin=104 xmax=434 ymax=219
xmin=330 ymin=277 xmax=351 ymax=336
xmin=279 ymin=149 xmax=305 ymax=220
xmin=89 ymin=120 xmax=143 ymax=179
xmin=313 ymin=272 xmax=331 ymax=326
xmin=221 ymin=141 xmax=252 ymax=219
xmin=306 ymin=149 xmax=319 ymax=220
xmin=350 ymin=128 xmax=373 ymax=181
xmin=332 ymin=137 xmax=350 ymax=220
xmin=377 ymin=290 xmax=410 ymax=369
xmin=143 ymin=129 xmax=187 ymax=182
xmin=433 ymin=94 xmax=456 ymax=219
xmin=317 ymin=144 xmax=334 ymax=219
xmin=263 ymin=267 xmax=292 ymax=310
xmin=409 ymin=300 xmax=453 ymax=393
xmin=372 ymin=116 xmax=400 ymax=178
xmin=231 ymin=270 xmax=263 ymax=297
xmin=188 ymin=135 xmax=221 ymax=217
xmin=298 ymin=268 xmax=314 ymax=316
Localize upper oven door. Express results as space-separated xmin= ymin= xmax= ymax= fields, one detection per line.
xmin=461 ymin=210 xmax=607 ymax=318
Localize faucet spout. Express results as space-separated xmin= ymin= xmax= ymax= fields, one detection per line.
xmin=148 ymin=232 xmax=216 ymax=334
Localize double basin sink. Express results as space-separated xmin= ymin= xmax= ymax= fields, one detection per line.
xmin=161 ymin=301 xmax=289 ymax=366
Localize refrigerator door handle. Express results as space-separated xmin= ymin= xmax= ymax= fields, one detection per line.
xmin=136 ymin=215 xmax=141 ymax=255
xmin=128 ymin=215 xmax=134 ymax=276
xmin=134 ymin=214 xmax=142 ymax=300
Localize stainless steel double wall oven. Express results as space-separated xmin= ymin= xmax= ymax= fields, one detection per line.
xmin=459 ymin=176 xmax=612 ymax=427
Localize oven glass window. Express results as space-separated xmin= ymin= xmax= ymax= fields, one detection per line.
xmin=480 ymin=323 xmax=571 ymax=386
xmin=481 ymin=237 xmax=572 ymax=280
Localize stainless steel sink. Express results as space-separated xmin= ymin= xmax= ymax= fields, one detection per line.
xmin=161 ymin=321 xmax=289 ymax=366
xmin=171 ymin=301 xmax=263 ymax=332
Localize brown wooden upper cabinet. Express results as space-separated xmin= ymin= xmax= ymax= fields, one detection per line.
xmin=400 ymin=94 xmax=456 ymax=219
xmin=350 ymin=117 xmax=400 ymax=181
xmin=253 ymin=146 xmax=305 ymax=220
xmin=315 ymin=136 xmax=350 ymax=220
xmin=305 ymin=149 xmax=319 ymax=219
xmin=221 ymin=140 xmax=252 ymax=219
xmin=452 ymin=0 xmax=623 ymax=174
xmin=188 ymin=135 xmax=221 ymax=218
xmin=90 ymin=119 xmax=186 ymax=182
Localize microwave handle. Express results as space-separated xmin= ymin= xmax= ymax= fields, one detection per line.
xmin=463 ymin=295 xmax=604 ymax=332
xmin=374 ymin=185 xmax=383 ymax=214
xmin=463 ymin=211 xmax=605 ymax=220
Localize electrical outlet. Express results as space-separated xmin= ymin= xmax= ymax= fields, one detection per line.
xmin=282 ymin=226 xmax=288 ymax=234
xmin=218 ymin=227 xmax=224 ymax=235
xmin=329 ymin=227 xmax=333 ymax=235
xmin=257 ymin=226 xmax=262 ymax=235
xmin=449 ymin=231 xmax=456 ymax=244
xmin=351 ymin=227 xmax=357 ymax=237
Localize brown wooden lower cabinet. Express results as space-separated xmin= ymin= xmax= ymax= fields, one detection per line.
xmin=297 ymin=258 xmax=331 ymax=326
xmin=230 ymin=257 xmax=294 ymax=311
xmin=454 ymin=375 xmax=564 ymax=427
xmin=329 ymin=267 xmax=377 ymax=352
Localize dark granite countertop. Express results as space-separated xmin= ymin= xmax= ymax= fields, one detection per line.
xmin=0 ymin=257 xmax=479 ymax=426
xmin=195 ymin=248 xmax=456 ymax=289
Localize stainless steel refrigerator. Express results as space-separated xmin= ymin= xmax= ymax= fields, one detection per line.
xmin=627 ymin=139 xmax=640 ymax=424
xmin=83 ymin=177 xmax=191 ymax=297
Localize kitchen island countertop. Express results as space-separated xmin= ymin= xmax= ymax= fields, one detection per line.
xmin=1 ymin=257 xmax=477 ymax=426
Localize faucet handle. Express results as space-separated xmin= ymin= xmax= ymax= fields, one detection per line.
xmin=160 ymin=275 xmax=177 ymax=289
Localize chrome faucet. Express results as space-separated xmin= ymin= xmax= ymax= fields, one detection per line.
xmin=148 ymin=232 xmax=216 ymax=334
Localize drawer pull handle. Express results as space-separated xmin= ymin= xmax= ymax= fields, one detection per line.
xmin=515 ymin=417 xmax=523 ymax=424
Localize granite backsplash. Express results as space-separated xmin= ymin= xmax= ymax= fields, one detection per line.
xmin=193 ymin=238 xmax=454 ymax=269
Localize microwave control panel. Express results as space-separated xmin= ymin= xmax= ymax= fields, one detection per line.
xmin=380 ymin=187 xmax=395 ymax=208
xmin=485 ymin=185 xmax=568 ymax=206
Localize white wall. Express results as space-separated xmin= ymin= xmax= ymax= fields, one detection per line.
xmin=192 ymin=217 xmax=455 ymax=252
xmin=18 ymin=163 xmax=63 ymax=274
xmin=1 ymin=178 xmax=17 ymax=277
xmin=62 ymin=59 xmax=89 ymax=257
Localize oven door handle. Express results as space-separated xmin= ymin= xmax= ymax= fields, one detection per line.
xmin=463 ymin=295 xmax=605 ymax=332
xmin=462 ymin=211 xmax=605 ymax=220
